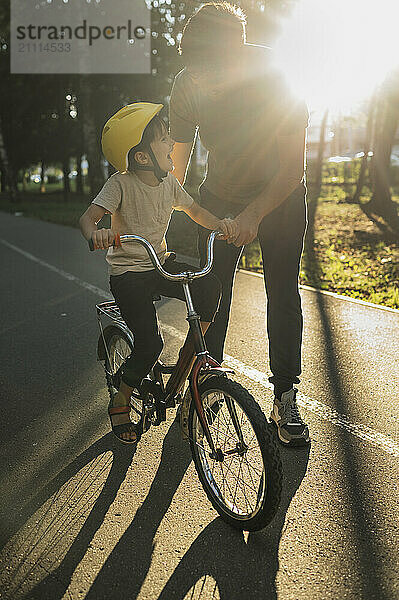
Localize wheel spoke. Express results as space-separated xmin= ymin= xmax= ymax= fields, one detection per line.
xmin=193 ymin=388 xmax=266 ymax=518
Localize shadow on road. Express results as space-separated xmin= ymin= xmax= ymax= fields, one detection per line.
xmin=82 ymin=419 xmax=192 ymax=600
xmin=157 ymin=446 xmax=310 ymax=600
xmin=0 ymin=433 xmax=136 ymax=600
xmin=3 ymin=414 xmax=310 ymax=600
xmin=305 ymin=197 xmax=391 ymax=599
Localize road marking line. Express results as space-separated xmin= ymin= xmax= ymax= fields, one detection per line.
xmin=223 ymin=356 xmax=399 ymax=458
xmin=0 ymin=239 xmax=112 ymax=300
xmin=2 ymin=238 xmax=398 ymax=459
xmin=158 ymin=329 xmax=399 ymax=460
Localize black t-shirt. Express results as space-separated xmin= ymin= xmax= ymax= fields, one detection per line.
xmin=169 ymin=44 xmax=309 ymax=204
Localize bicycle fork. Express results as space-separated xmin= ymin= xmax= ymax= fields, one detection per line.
xmin=183 ymin=280 xmax=245 ymax=461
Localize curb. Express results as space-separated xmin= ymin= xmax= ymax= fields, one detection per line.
xmin=239 ymin=268 xmax=399 ymax=315
xmin=175 ymin=254 xmax=399 ymax=315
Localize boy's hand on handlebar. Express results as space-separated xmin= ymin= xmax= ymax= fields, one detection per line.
xmin=217 ymin=218 xmax=238 ymax=243
xmin=90 ymin=228 xmax=121 ymax=250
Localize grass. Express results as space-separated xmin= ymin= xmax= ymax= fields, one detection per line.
xmin=240 ymin=186 xmax=399 ymax=309
xmin=0 ymin=190 xmax=91 ymax=228
xmin=1 ymin=175 xmax=398 ymax=309
xmin=301 ymin=189 xmax=399 ymax=308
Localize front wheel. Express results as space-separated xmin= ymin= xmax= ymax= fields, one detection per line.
xmin=188 ymin=376 xmax=282 ymax=531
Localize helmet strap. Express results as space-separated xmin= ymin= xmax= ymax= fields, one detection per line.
xmin=133 ymin=146 xmax=167 ymax=183
xmin=148 ymin=146 xmax=168 ymax=183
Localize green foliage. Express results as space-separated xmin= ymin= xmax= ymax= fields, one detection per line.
xmin=239 ymin=186 xmax=399 ymax=309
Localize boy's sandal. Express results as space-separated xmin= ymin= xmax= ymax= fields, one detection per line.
xmin=108 ymin=405 xmax=141 ymax=445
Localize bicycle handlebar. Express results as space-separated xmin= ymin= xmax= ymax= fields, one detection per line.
xmin=88 ymin=230 xmax=220 ymax=281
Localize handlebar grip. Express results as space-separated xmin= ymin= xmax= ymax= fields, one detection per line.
xmin=88 ymin=233 xmax=120 ymax=251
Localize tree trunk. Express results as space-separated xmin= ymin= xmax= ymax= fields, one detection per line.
xmin=76 ymin=153 xmax=84 ymax=195
xmin=313 ymin=108 xmax=328 ymax=200
xmin=62 ymin=157 xmax=70 ymax=198
xmin=352 ymin=94 xmax=376 ymax=204
xmin=0 ymin=168 xmax=6 ymax=192
xmin=0 ymin=114 xmax=18 ymax=200
xmin=369 ymin=71 xmax=399 ymax=225
xmin=79 ymin=75 xmax=104 ymax=196
xmin=40 ymin=159 xmax=46 ymax=193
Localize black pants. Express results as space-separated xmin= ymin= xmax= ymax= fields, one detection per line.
xmin=109 ymin=257 xmax=221 ymax=388
xmin=198 ymin=183 xmax=307 ymax=397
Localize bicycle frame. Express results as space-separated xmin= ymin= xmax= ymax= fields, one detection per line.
xmin=166 ymin=277 xmax=234 ymax=455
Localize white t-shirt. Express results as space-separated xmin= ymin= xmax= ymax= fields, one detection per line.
xmin=92 ymin=171 xmax=194 ymax=275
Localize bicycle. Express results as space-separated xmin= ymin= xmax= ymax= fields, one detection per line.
xmin=91 ymin=231 xmax=282 ymax=531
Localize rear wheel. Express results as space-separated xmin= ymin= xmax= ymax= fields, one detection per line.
xmin=103 ymin=328 xmax=144 ymax=430
xmin=188 ymin=376 xmax=282 ymax=531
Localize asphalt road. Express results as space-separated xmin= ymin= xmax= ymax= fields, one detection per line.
xmin=0 ymin=212 xmax=398 ymax=600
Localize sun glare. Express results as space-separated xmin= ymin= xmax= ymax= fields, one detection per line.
xmin=273 ymin=0 xmax=399 ymax=114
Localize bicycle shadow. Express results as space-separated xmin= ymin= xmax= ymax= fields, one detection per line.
xmin=85 ymin=440 xmax=309 ymax=600
xmin=157 ymin=445 xmax=310 ymax=600
xmin=84 ymin=419 xmax=193 ymax=600
xmin=0 ymin=433 xmax=136 ymax=600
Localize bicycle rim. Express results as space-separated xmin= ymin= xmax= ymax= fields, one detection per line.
xmin=189 ymin=377 xmax=281 ymax=529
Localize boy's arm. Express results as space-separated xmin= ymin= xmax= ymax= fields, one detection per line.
xmin=79 ymin=204 xmax=117 ymax=250
xmin=183 ymin=201 xmax=237 ymax=240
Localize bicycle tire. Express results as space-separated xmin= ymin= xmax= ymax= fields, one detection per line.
xmin=103 ymin=327 xmax=144 ymax=430
xmin=188 ymin=375 xmax=282 ymax=531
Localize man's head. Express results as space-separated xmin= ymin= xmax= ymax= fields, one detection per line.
xmin=179 ymin=2 xmax=246 ymax=74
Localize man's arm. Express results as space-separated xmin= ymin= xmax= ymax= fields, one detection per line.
xmin=232 ymin=129 xmax=306 ymax=247
xmin=170 ymin=141 xmax=195 ymax=185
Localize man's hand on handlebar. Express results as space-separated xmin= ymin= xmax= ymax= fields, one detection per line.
xmin=217 ymin=218 xmax=238 ymax=244
xmin=90 ymin=228 xmax=121 ymax=251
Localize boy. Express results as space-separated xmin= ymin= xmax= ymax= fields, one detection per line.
xmin=79 ymin=102 xmax=236 ymax=443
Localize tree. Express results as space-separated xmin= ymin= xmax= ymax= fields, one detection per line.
xmin=368 ymin=69 xmax=399 ymax=230
xmin=351 ymin=94 xmax=376 ymax=205
xmin=313 ymin=109 xmax=328 ymax=200
xmin=0 ymin=113 xmax=18 ymax=199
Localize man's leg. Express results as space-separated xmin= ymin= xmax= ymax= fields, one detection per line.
xmin=258 ymin=184 xmax=310 ymax=445
xmin=197 ymin=187 xmax=244 ymax=363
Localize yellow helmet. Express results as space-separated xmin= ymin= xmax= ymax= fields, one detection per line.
xmin=101 ymin=102 xmax=163 ymax=173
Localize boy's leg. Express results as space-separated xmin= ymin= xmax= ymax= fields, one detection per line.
xmin=258 ymin=184 xmax=309 ymax=445
xmin=109 ymin=271 xmax=164 ymax=441
xmin=164 ymin=321 xmax=211 ymax=397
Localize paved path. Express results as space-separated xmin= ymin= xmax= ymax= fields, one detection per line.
xmin=0 ymin=213 xmax=398 ymax=600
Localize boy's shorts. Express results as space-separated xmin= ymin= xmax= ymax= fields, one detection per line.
xmin=108 ymin=257 xmax=222 ymax=387
xmin=110 ymin=256 xmax=221 ymax=324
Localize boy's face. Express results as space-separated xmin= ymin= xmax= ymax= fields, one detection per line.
xmin=150 ymin=125 xmax=175 ymax=172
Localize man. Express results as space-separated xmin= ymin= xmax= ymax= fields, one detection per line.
xmin=169 ymin=2 xmax=310 ymax=446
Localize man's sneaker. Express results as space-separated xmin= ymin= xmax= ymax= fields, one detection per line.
xmin=270 ymin=388 xmax=310 ymax=446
